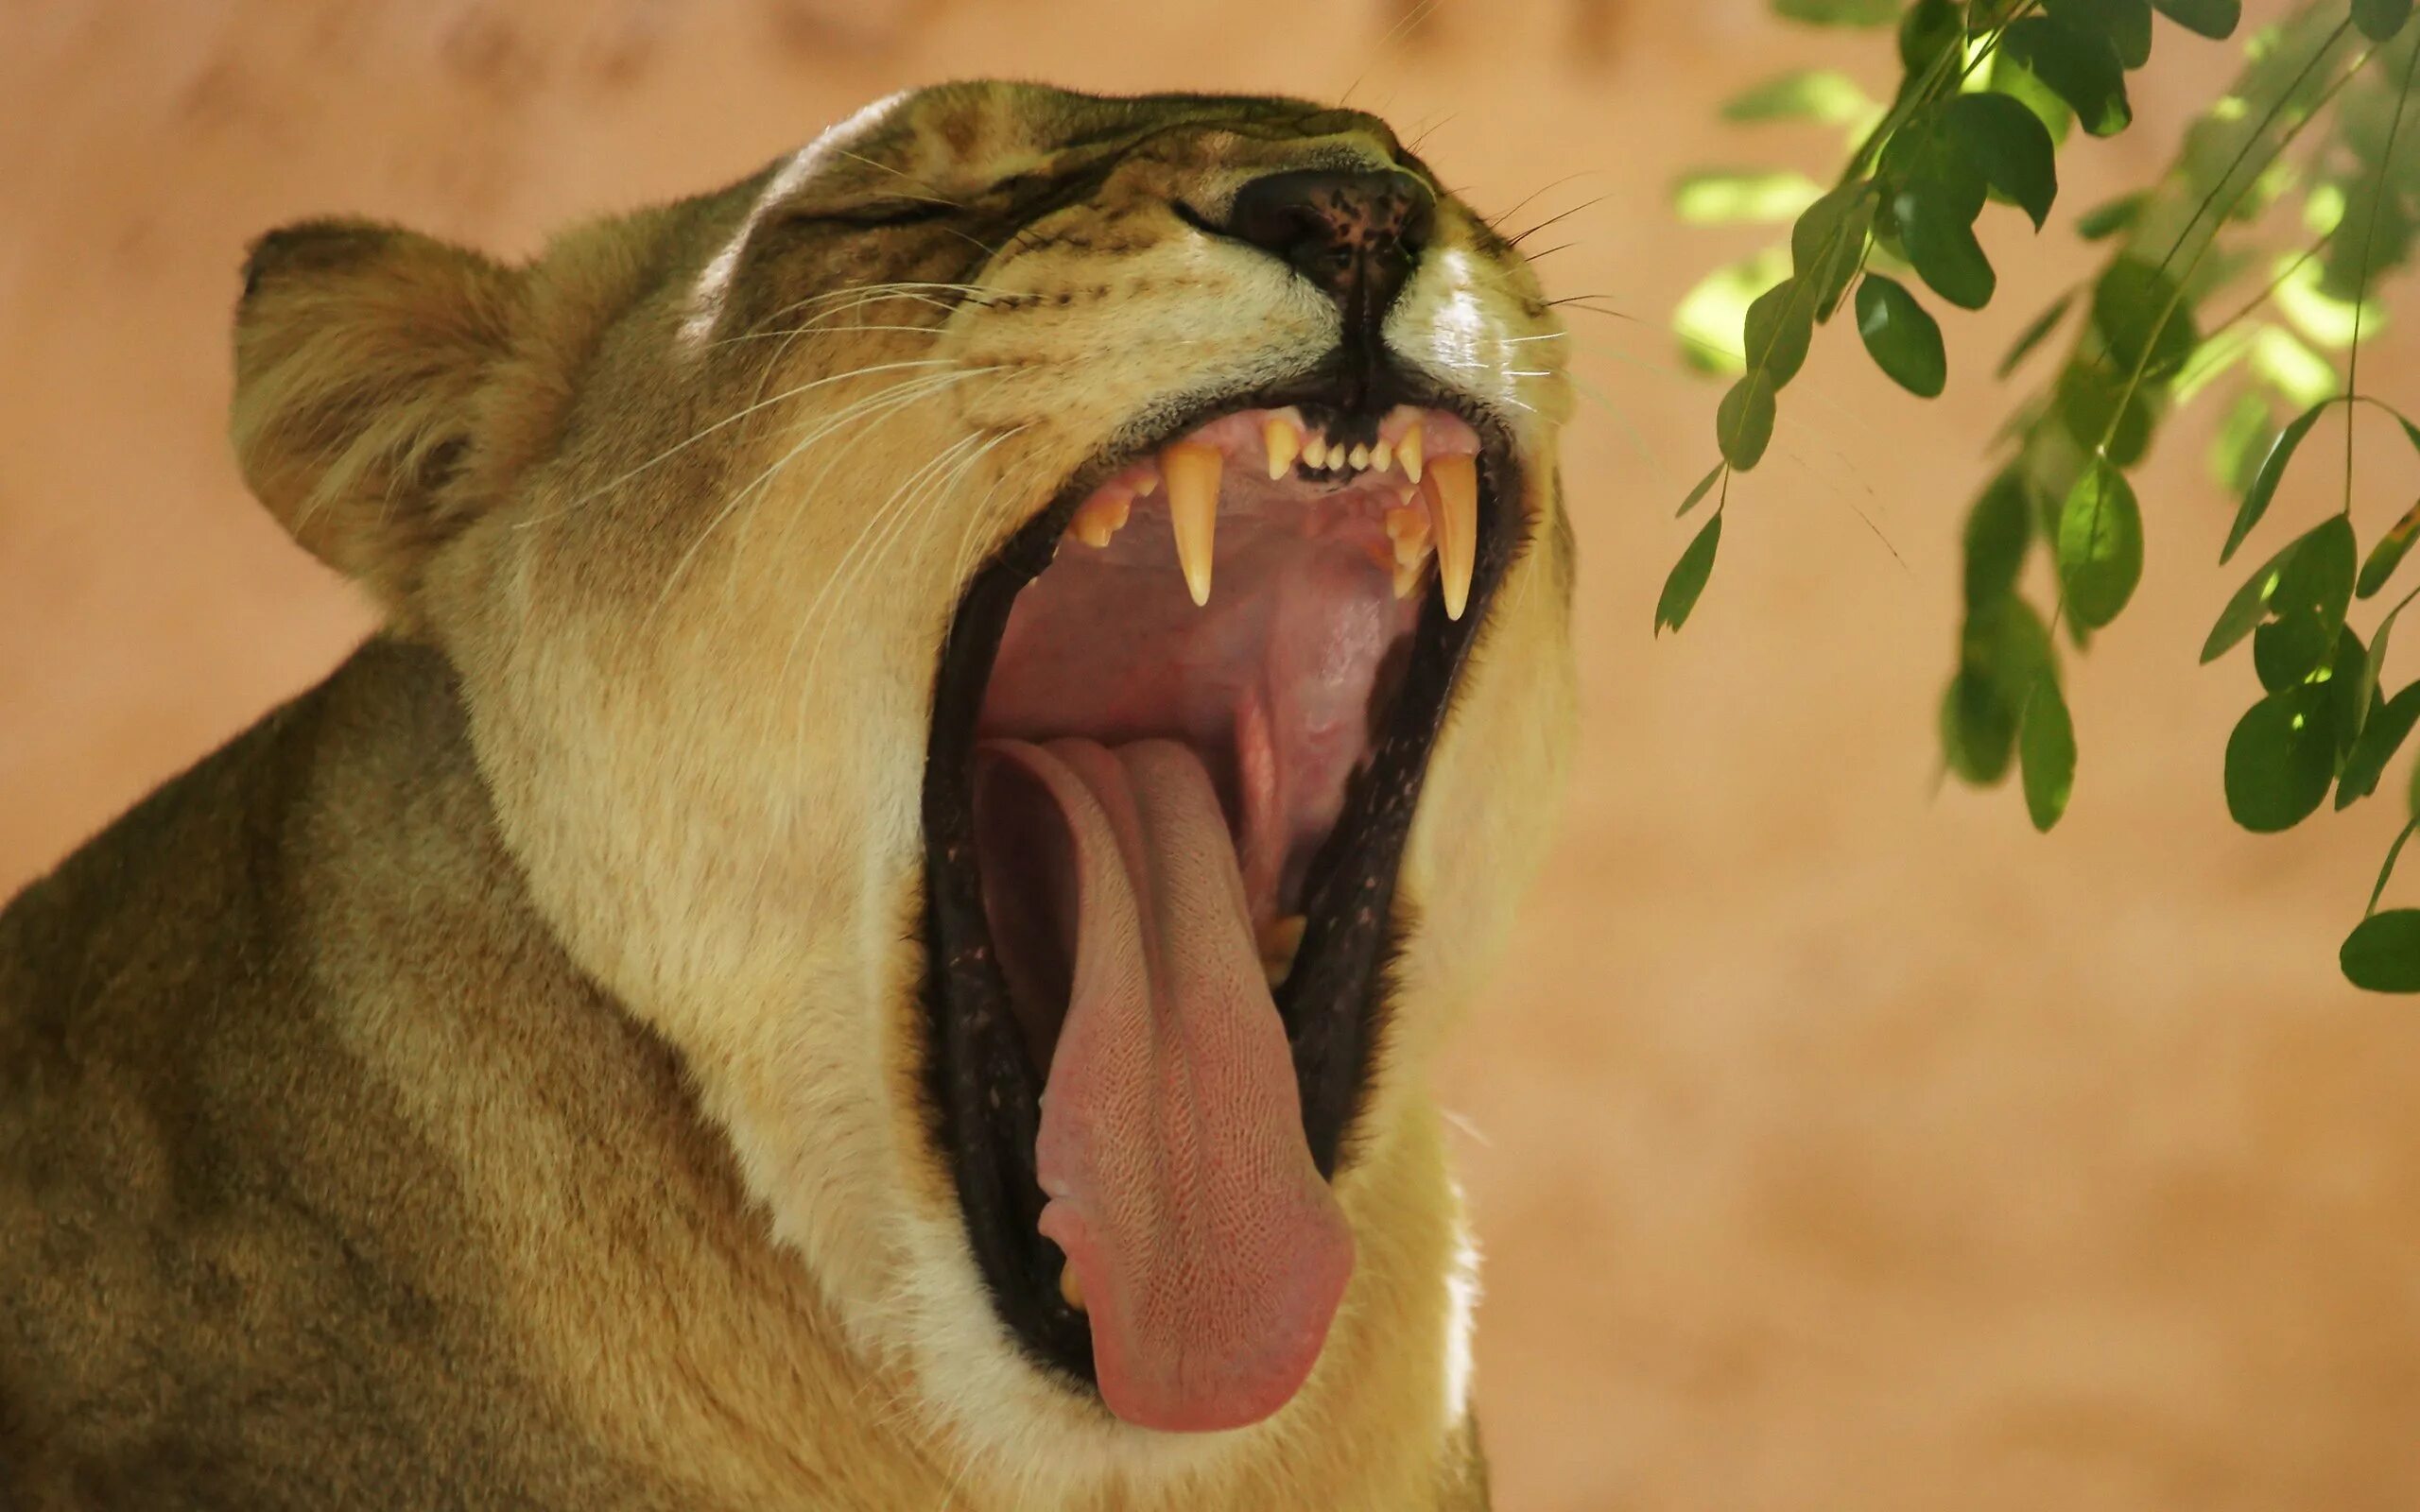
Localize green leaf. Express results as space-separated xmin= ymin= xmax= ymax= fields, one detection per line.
xmin=1999 ymin=291 xmax=2076 ymax=378
xmin=2342 ymin=909 xmax=2420 ymax=991
xmin=2274 ymin=515 xmax=2359 ymax=634
xmin=2201 ymin=536 xmax=2304 ymax=663
xmin=2208 ymin=391 xmax=2278 ymax=494
xmin=2076 ymin=191 xmax=2147 ymax=240
xmin=2057 ymin=462 xmax=2146 ymax=627
xmin=1773 ymin=0 xmax=1899 ymax=23
xmin=1716 ymin=372 xmax=1778 ymax=470
xmin=2019 ymin=673 xmax=2078 ymax=831
xmin=2055 ymin=360 xmax=2157 ymax=466
xmin=1721 ymin=69 xmax=1877 ymax=124
xmin=2360 ymin=498 xmax=2420 ymax=597
xmin=2000 ymin=15 xmax=2134 ymax=137
xmin=2093 ymin=256 xmax=2201 ymax=382
xmin=1789 ymin=181 xmax=1877 ymax=323
xmin=2340 ymin=681 xmax=2420 ymax=806
xmin=2355 ymin=600 xmax=2404 ymax=739
xmin=1947 ymin=92 xmax=2061 ymax=231
xmin=2223 ymin=683 xmax=2337 ymax=832
xmin=1964 ymin=471 xmax=2034 ymax=610
xmin=1673 ymin=169 xmax=1828 ymax=225
xmin=1896 ymin=0 xmax=1963 ymax=73
xmin=1893 ymin=182 xmax=1997 ymax=309
xmin=2221 ymin=399 xmax=2331 ymax=563
xmin=2329 ymin=626 xmax=2370 ymax=756
xmin=2148 ymin=0 xmax=2240 ymax=40
xmin=1742 ymin=278 xmax=1815 ymax=387
xmin=2250 ymin=325 xmax=2340 ymax=408
xmin=2045 ymin=0 xmax=2153 ymax=70
xmin=1678 ymin=461 xmax=1726 ymax=518
xmin=1673 ymin=249 xmax=1790 ymax=375
xmin=2352 ymin=0 xmax=2411 ymax=43
xmin=1855 ymin=274 xmax=1947 ymax=398
xmin=1943 ymin=672 xmax=2015 ymax=783
xmin=2254 ymin=613 xmax=2334 ymax=692
xmin=1656 ymin=512 xmax=1722 ymax=635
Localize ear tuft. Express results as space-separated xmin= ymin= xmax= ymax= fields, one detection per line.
xmin=231 ymin=218 xmax=521 ymax=628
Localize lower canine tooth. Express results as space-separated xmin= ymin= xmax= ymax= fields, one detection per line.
xmin=1431 ymin=455 xmax=1478 ymax=621
xmin=1393 ymin=558 xmax=1426 ymax=601
xmin=1160 ymin=441 xmax=1222 ymax=606
xmin=1061 ymin=1264 xmax=1086 ymax=1314
xmin=1259 ymin=915 xmax=1307 ymax=985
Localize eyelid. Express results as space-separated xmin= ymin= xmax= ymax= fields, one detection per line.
xmin=772 ymin=198 xmax=959 ymax=232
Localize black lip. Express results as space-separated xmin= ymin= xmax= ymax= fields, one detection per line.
xmin=917 ymin=357 xmax=1526 ymax=1390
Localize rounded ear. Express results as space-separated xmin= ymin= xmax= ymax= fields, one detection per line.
xmin=231 ymin=219 xmax=521 ymax=628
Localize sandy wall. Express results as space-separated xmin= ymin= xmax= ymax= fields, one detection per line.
xmin=4 ymin=2 xmax=2417 ymax=1505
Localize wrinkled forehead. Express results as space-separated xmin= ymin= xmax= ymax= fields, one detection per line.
xmin=788 ymin=81 xmax=1409 ymax=203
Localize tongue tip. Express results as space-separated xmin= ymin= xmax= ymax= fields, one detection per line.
xmin=1084 ymin=1221 xmax=1357 ymax=1434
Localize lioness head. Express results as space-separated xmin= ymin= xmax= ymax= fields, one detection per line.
xmin=229 ymin=81 xmax=1573 ymax=1471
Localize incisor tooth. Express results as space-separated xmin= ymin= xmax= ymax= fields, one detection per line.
xmin=1061 ymin=1263 xmax=1086 ymax=1314
xmin=1161 ymin=442 xmax=1222 ymax=607
xmin=1133 ymin=472 xmax=1159 ymax=498
xmin=1264 ymin=417 xmax=1301 ymax=480
xmin=1303 ymin=433 xmax=1327 ymax=470
xmin=1069 ymin=492 xmax=1131 ymax=549
xmin=1431 ymin=455 xmax=1478 ymax=621
xmin=1398 ymin=420 xmax=1424 ymax=485
xmin=1348 ymin=442 xmax=1371 ymax=471
xmin=1372 ymin=437 xmax=1393 ymax=473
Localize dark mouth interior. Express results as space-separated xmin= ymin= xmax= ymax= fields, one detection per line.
xmin=919 ymin=378 xmax=1521 ymax=1389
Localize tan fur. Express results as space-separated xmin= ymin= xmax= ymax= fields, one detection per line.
xmin=0 ymin=83 xmax=1572 ymax=1509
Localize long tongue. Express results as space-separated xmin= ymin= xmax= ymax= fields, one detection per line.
xmin=973 ymin=736 xmax=1353 ymax=1433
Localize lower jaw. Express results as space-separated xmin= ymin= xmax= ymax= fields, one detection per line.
xmin=917 ymin=414 xmax=1520 ymax=1414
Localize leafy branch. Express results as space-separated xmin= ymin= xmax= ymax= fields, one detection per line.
xmin=1664 ymin=0 xmax=2420 ymax=990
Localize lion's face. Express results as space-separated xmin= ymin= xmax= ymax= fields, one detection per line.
xmin=233 ymin=80 xmax=1573 ymax=1477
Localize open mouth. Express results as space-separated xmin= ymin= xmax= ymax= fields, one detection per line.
xmin=920 ymin=379 xmax=1521 ymax=1434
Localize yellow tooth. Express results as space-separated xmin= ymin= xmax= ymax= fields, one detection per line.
xmin=1061 ymin=1263 xmax=1086 ymax=1314
xmin=1398 ymin=420 xmax=1424 ymax=485
xmin=1132 ymin=471 xmax=1159 ymax=498
xmin=1303 ymin=433 xmax=1327 ymax=470
xmin=1259 ymin=915 xmax=1306 ymax=986
xmin=1393 ymin=557 xmax=1426 ymax=601
xmin=1161 ymin=442 xmax=1222 ymax=607
xmin=1264 ymin=417 xmax=1301 ymax=480
xmin=1372 ymin=437 xmax=1393 ymax=473
xmin=1348 ymin=442 xmax=1371 ymax=471
xmin=1070 ymin=492 xmax=1131 ymax=549
xmin=1430 ymin=455 xmax=1477 ymax=621
xmin=1385 ymin=505 xmax=1432 ymax=566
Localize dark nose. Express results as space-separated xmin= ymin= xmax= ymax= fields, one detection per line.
xmin=1224 ymin=167 xmax=1436 ymax=331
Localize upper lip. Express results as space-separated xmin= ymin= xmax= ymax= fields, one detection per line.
xmin=916 ymin=358 xmax=1523 ymax=1392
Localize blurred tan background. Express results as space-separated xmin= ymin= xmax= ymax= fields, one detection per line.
xmin=6 ymin=2 xmax=2420 ymax=1506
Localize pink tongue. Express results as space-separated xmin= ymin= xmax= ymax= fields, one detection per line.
xmin=973 ymin=736 xmax=1354 ymax=1433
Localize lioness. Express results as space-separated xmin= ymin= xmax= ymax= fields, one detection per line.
xmin=0 ymin=82 xmax=1573 ymax=1509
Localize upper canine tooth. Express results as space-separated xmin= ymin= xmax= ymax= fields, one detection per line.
xmin=1348 ymin=442 xmax=1371 ymax=471
xmin=1399 ymin=420 xmax=1425 ymax=485
xmin=1161 ymin=442 xmax=1222 ymax=607
xmin=1430 ymin=455 xmax=1477 ymax=621
xmin=1264 ymin=417 xmax=1301 ymax=480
